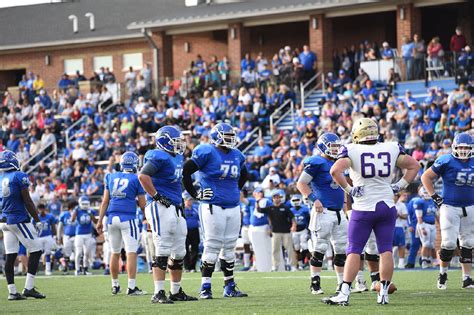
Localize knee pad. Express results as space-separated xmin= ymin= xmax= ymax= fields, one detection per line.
xmin=439 ymin=248 xmax=455 ymax=262
xmin=310 ymin=251 xmax=324 ymax=268
xmin=334 ymin=254 xmax=346 ymax=267
xmin=313 ymin=238 xmax=329 ymax=254
xmin=460 ymin=247 xmax=472 ymax=264
xmin=201 ymin=261 xmax=216 ymax=278
xmin=167 ymin=258 xmax=184 ymax=270
xmin=220 ymin=259 xmax=235 ymax=277
xmin=364 ymin=252 xmax=379 ymax=262
xmin=152 ymin=256 xmax=168 ymax=271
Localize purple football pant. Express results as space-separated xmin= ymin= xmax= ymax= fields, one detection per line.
xmin=346 ymin=201 xmax=397 ymax=255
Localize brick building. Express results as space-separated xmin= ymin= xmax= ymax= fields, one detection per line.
xmin=0 ymin=0 xmax=471 ymax=95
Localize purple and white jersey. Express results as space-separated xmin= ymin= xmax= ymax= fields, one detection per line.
xmin=338 ymin=142 xmax=405 ymax=211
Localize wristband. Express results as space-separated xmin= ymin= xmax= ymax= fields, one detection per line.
xmin=395 ymin=178 xmax=409 ymax=190
xmin=307 ymin=193 xmax=317 ymax=203
xmin=342 ymin=185 xmax=353 ymax=194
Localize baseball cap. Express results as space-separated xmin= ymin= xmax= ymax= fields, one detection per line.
xmin=339 ymin=69 xmax=345 ymax=75
xmin=269 ymin=167 xmax=277 ymax=172
xmin=272 ymin=190 xmax=282 ymax=197
xmin=254 ymin=187 xmax=263 ymax=193
xmin=305 ymin=111 xmax=312 ymax=116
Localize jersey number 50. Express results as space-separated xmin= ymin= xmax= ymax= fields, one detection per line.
xmin=360 ymin=152 xmax=391 ymax=178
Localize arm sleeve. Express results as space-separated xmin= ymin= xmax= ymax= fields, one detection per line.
xmin=238 ymin=165 xmax=249 ymax=190
xmin=182 ymin=159 xmax=200 ymax=198
xmin=140 ymin=161 xmax=160 ymax=176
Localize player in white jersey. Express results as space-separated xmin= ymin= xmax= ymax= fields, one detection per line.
xmin=324 ymin=118 xmax=420 ymax=306
xmin=393 ymin=191 xmax=408 ymax=269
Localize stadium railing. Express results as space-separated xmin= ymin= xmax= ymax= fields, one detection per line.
xmin=22 ymin=142 xmax=58 ymax=174
xmin=300 ymin=71 xmax=324 ymax=109
xmin=269 ymin=99 xmax=295 ymax=135
xmin=65 ymin=115 xmax=89 ymax=149
xmin=239 ymin=125 xmax=263 ymax=154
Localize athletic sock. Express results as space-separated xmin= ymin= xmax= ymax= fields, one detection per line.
xmin=463 ymin=273 xmax=471 ymax=281
xmin=311 ymin=270 xmax=320 ymax=278
xmin=112 ymin=278 xmax=119 ymax=287
xmin=170 ymin=281 xmax=181 ymax=294
xmin=243 ymin=253 xmax=251 ymax=268
xmin=25 ymin=273 xmax=35 ymax=290
xmin=128 ymin=278 xmax=136 ymax=290
xmin=340 ymin=281 xmax=351 ymax=295
xmin=398 ymin=258 xmax=405 ymax=267
xmin=46 ymin=261 xmax=51 ymax=273
xmin=201 ymin=277 xmax=211 ymax=285
xmin=356 ymin=270 xmax=365 ymax=282
xmin=224 ymin=276 xmax=234 ymax=285
xmin=8 ymin=284 xmax=17 ymax=295
xmin=440 ymin=266 xmax=448 ymax=275
xmin=336 ymin=272 xmax=344 ymax=285
xmin=154 ymin=280 xmax=164 ymax=294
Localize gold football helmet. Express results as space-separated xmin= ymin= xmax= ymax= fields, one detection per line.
xmin=351 ymin=118 xmax=379 ymax=144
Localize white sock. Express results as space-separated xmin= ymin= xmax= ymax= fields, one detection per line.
xmin=46 ymin=262 xmax=51 ymax=272
xmin=336 ymin=272 xmax=344 ymax=285
xmin=327 ymin=259 xmax=333 ymax=267
xmin=356 ymin=270 xmax=365 ymax=282
xmin=243 ymin=253 xmax=251 ymax=268
xmin=463 ymin=273 xmax=471 ymax=281
xmin=311 ymin=270 xmax=320 ymax=278
xmin=170 ymin=281 xmax=181 ymax=294
xmin=398 ymin=258 xmax=405 ymax=267
xmin=440 ymin=266 xmax=448 ymax=274
xmin=201 ymin=277 xmax=211 ymax=285
xmin=8 ymin=284 xmax=17 ymax=294
xmin=422 ymin=256 xmax=428 ymax=261
xmin=340 ymin=282 xmax=350 ymax=295
xmin=25 ymin=273 xmax=35 ymax=290
xmin=128 ymin=278 xmax=136 ymax=290
xmin=112 ymin=278 xmax=119 ymax=287
xmin=154 ymin=280 xmax=165 ymax=294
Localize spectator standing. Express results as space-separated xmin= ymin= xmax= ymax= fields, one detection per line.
xmin=381 ymin=42 xmax=394 ymax=60
xmin=427 ymin=37 xmax=444 ymax=76
xmin=298 ymin=45 xmax=317 ymax=83
xmin=401 ymin=36 xmax=415 ymax=81
xmin=241 ymin=53 xmax=255 ymax=72
xmin=450 ymin=26 xmax=467 ymax=54
xmin=413 ymin=34 xmax=425 ymax=79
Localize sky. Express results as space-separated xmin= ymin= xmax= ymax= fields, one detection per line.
xmin=0 ymin=0 xmax=56 ymax=8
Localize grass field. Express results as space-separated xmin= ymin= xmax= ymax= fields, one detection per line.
xmin=0 ymin=269 xmax=472 ymax=314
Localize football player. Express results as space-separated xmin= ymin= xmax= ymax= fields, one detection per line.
xmin=97 ymin=151 xmax=147 ymax=295
xmin=248 ymin=187 xmax=272 ymax=272
xmin=240 ymin=191 xmax=252 ymax=271
xmin=182 ymin=122 xmax=249 ymax=299
xmin=71 ymin=196 xmax=97 ymax=276
xmin=297 ymin=132 xmax=348 ymax=295
xmin=393 ymin=191 xmax=408 ymax=269
xmin=414 ymin=187 xmax=438 ymax=269
xmin=139 ymin=126 xmax=197 ymax=304
xmin=0 ymin=150 xmax=46 ymax=300
xmin=37 ymin=203 xmax=57 ymax=276
xmin=421 ymin=132 xmax=474 ymax=289
xmin=57 ymin=201 xmax=76 ymax=274
xmin=326 ymin=118 xmax=420 ymax=305
xmin=405 ymin=194 xmax=422 ymax=268
xmin=289 ymin=194 xmax=310 ymax=270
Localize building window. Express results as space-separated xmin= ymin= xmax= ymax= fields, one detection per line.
xmin=122 ymin=53 xmax=143 ymax=71
xmin=64 ymin=58 xmax=84 ymax=75
xmin=93 ymin=56 xmax=113 ymax=72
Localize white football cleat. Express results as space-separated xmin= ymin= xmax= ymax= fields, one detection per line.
xmin=377 ymin=292 xmax=389 ymax=305
xmin=45 ymin=270 xmax=52 ymax=276
xmin=370 ymin=280 xmax=379 ymax=291
xmin=352 ymin=280 xmax=368 ymax=293
xmin=322 ymin=292 xmax=349 ymax=306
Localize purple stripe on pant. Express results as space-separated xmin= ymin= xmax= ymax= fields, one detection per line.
xmin=346 ymin=201 xmax=397 ymax=255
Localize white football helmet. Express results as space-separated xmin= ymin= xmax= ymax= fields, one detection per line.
xmin=351 ymin=118 xmax=379 ymax=144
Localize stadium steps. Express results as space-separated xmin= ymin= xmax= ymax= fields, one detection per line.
xmin=394 ymin=77 xmax=457 ymax=103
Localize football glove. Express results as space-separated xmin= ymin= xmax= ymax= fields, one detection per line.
xmin=153 ymin=192 xmax=172 ymax=208
xmin=196 ymin=188 xmax=213 ymax=201
xmin=34 ymin=221 xmax=44 ymax=235
xmin=391 ymin=184 xmax=401 ymax=194
xmin=431 ymin=193 xmax=443 ymax=208
xmin=350 ymin=186 xmax=364 ymax=198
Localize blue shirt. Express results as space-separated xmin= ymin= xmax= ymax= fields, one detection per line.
xmin=144 ymin=149 xmax=183 ymax=206
xmin=402 ymin=42 xmax=415 ymax=58
xmin=249 ymin=197 xmax=269 ymax=226
xmin=191 ymin=144 xmax=246 ymax=208
xmin=105 ymin=172 xmax=145 ymax=223
xmin=184 ymin=204 xmax=200 ymax=230
xmin=0 ymin=171 xmax=31 ymax=224
xmin=302 ymin=155 xmax=344 ymax=210
xmin=241 ymin=201 xmax=251 ymax=226
xmin=291 ymin=206 xmax=310 ymax=230
xmin=382 ymin=48 xmax=394 ymax=59
xmin=38 ymin=213 xmax=57 ymax=237
xmin=254 ymin=145 xmax=272 ymax=158
xmin=75 ymin=208 xmax=94 ymax=235
xmin=48 ymin=201 xmax=62 ymax=217
xmin=407 ymin=197 xmax=419 ymax=228
xmin=298 ymin=51 xmax=317 ymax=71
xmin=431 ymin=154 xmax=474 ymax=207
xmin=59 ymin=211 xmax=76 ymax=236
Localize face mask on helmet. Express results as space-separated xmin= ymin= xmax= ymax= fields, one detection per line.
xmin=211 ymin=124 xmax=237 ymax=149
xmin=170 ymin=135 xmax=186 ymax=155
xmin=290 ymin=196 xmax=302 ymax=207
xmin=78 ymin=197 xmax=90 ymax=209
xmin=452 ymin=144 xmax=473 ymax=160
xmin=157 ymin=129 xmax=186 ymax=155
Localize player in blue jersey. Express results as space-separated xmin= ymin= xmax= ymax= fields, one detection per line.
xmin=139 ymin=126 xmax=197 ymax=304
xmin=97 ymin=151 xmax=147 ymax=296
xmin=414 ymin=187 xmax=439 ymax=269
xmin=297 ymin=132 xmax=348 ymax=295
xmin=248 ymin=187 xmax=272 ymax=272
xmin=182 ymin=122 xmax=249 ymax=299
xmin=57 ymin=201 xmax=77 ymax=274
xmin=37 ymin=203 xmax=57 ymax=276
xmin=289 ymin=194 xmax=310 ymax=269
xmin=405 ymin=195 xmax=422 ymax=269
xmin=183 ymin=192 xmax=200 ymax=272
xmin=240 ymin=190 xmax=253 ymax=271
xmin=71 ymin=196 xmax=97 ymax=276
xmin=421 ymin=132 xmax=474 ymax=289
xmin=0 ymin=150 xmax=46 ymax=300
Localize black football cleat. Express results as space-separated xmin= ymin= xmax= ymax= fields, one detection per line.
xmin=8 ymin=293 xmax=27 ymax=301
xmin=310 ymin=276 xmax=324 ymax=295
xmin=437 ymin=273 xmax=448 ymax=290
xmin=169 ymin=288 xmax=198 ymax=301
xmin=462 ymin=277 xmax=474 ymax=289
xmin=112 ymin=285 xmax=121 ymax=295
xmin=127 ymin=287 xmax=147 ymax=296
xmin=22 ymin=288 xmax=46 ymax=299
xmin=151 ymin=290 xmax=174 ymax=304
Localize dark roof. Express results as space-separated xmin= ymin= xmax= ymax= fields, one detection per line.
xmin=0 ymin=0 xmax=378 ymax=50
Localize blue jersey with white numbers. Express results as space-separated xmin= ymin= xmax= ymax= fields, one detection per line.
xmin=75 ymin=208 xmax=94 ymax=235
xmin=48 ymin=201 xmax=62 ymax=217
xmin=191 ymin=144 xmax=246 ymax=208
xmin=241 ymin=201 xmax=251 ymax=226
xmin=302 ymin=155 xmax=344 ymax=210
xmin=184 ymin=204 xmax=200 ymax=230
xmin=291 ymin=206 xmax=310 ymax=231
xmin=407 ymin=197 xmax=418 ymax=228
xmin=0 ymin=171 xmax=31 ymax=224
xmin=105 ymin=172 xmax=145 ymax=223
xmin=144 ymin=149 xmax=183 ymax=206
xmin=411 ymin=197 xmax=437 ymax=224
xmin=431 ymin=154 xmax=474 ymax=207
xmin=250 ymin=197 xmax=270 ymax=226
xmin=59 ymin=211 xmax=76 ymax=236
xmin=38 ymin=213 xmax=57 ymax=237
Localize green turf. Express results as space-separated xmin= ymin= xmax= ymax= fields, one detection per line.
xmin=0 ymin=270 xmax=472 ymax=314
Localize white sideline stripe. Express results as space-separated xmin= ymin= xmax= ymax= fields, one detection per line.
xmin=6 ymin=274 xmax=336 ymax=280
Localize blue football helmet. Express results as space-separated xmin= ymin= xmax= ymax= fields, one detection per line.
xmin=0 ymin=150 xmax=20 ymax=171
xmin=210 ymin=123 xmax=237 ymax=149
xmin=452 ymin=132 xmax=473 ymax=160
xmin=317 ymin=132 xmax=341 ymax=159
xmin=120 ymin=151 xmax=139 ymax=172
xmin=290 ymin=194 xmax=302 ymax=207
xmin=78 ymin=196 xmax=90 ymax=209
xmin=155 ymin=125 xmax=186 ymax=155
